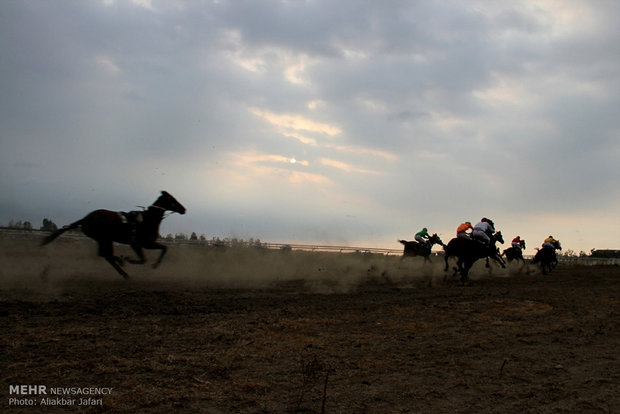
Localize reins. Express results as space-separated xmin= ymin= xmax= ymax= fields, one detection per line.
xmin=136 ymin=205 xmax=177 ymax=219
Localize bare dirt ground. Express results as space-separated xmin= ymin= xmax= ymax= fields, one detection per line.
xmin=1 ymin=233 xmax=619 ymax=413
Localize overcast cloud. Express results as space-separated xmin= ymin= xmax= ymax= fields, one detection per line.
xmin=1 ymin=0 xmax=618 ymax=254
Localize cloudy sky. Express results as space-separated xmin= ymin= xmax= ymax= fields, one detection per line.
xmin=1 ymin=0 xmax=618 ymax=254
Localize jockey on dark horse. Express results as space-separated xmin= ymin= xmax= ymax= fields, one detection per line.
xmin=541 ymin=235 xmax=561 ymax=260
xmin=414 ymin=227 xmax=432 ymax=248
xmin=471 ymin=217 xmax=502 ymax=258
xmin=401 ymin=227 xmax=444 ymax=262
xmin=456 ymin=221 xmax=473 ymax=239
xmin=511 ymin=236 xmax=524 ymax=251
xmin=472 ymin=218 xmax=495 ymax=245
xmin=444 ymin=218 xmax=505 ymax=283
xmin=533 ymin=236 xmax=562 ymax=274
xmin=503 ymin=236 xmax=526 ymax=263
xmin=541 ymin=235 xmax=562 ymax=264
xmin=399 ymin=231 xmax=444 ymax=262
xmin=542 ymin=235 xmax=560 ymax=250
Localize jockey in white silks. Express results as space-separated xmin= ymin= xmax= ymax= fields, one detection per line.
xmin=472 ymin=218 xmax=495 ymax=245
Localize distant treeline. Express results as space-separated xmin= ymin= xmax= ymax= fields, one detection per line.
xmin=590 ymin=249 xmax=620 ymax=259
xmin=162 ymin=232 xmax=264 ymax=248
xmin=1 ymin=219 xmax=612 ymax=257
xmin=3 ymin=218 xmax=58 ymax=232
xmin=1 ymin=218 xmax=263 ymax=248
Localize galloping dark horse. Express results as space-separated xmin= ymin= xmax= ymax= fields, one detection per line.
xmin=41 ymin=191 xmax=186 ymax=279
xmin=443 ymin=231 xmax=506 ymax=283
xmin=532 ymin=241 xmax=562 ymax=275
xmin=503 ymin=240 xmax=526 ymax=264
xmin=398 ymin=233 xmax=445 ymax=262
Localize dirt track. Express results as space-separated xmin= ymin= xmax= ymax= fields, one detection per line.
xmin=1 ymin=234 xmax=619 ymax=413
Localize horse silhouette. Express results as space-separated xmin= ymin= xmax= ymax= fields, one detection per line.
xmin=398 ymin=233 xmax=445 ymax=262
xmin=532 ymin=241 xmax=562 ymax=275
xmin=41 ymin=191 xmax=186 ymax=279
xmin=443 ymin=231 xmax=506 ymax=284
xmin=503 ymin=240 xmax=526 ymax=265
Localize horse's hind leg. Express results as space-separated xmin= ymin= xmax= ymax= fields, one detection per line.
xmin=98 ymin=241 xmax=129 ymax=279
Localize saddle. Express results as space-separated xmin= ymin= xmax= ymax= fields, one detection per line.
xmin=468 ymin=237 xmax=497 ymax=255
xmin=414 ymin=240 xmax=431 ymax=249
xmin=119 ymin=211 xmax=144 ymax=243
xmin=120 ymin=211 xmax=144 ymax=225
xmin=470 ymin=237 xmax=488 ymax=246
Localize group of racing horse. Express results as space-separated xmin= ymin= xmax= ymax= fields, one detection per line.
xmin=400 ymin=218 xmax=562 ymax=283
xmin=40 ymin=192 xmax=562 ymax=283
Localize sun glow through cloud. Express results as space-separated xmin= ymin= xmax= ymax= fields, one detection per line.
xmin=325 ymin=144 xmax=399 ymax=161
xmin=318 ymin=158 xmax=383 ymax=175
xmin=282 ymin=132 xmax=318 ymax=146
xmin=250 ymin=108 xmax=342 ymax=137
xmin=1 ymin=1 xmax=618 ymax=254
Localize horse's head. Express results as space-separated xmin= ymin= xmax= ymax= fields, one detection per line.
xmin=430 ymin=233 xmax=445 ymax=247
xmin=520 ymin=240 xmax=526 ymax=249
xmin=493 ymin=231 xmax=504 ymax=244
xmin=555 ymin=241 xmax=562 ymax=250
xmin=155 ymin=191 xmax=186 ymax=215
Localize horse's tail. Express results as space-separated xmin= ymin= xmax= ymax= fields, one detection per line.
xmin=531 ymin=249 xmax=541 ymax=264
xmin=41 ymin=219 xmax=83 ymax=246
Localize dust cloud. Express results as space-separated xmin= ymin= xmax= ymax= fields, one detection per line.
xmin=0 ymin=233 xmax=520 ymax=299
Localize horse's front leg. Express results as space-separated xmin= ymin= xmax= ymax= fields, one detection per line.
xmin=455 ymin=259 xmax=464 ymax=277
xmin=105 ymin=256 xmax=129 ymax=279
xmin=126 ymin=245 xmax=146 ymax=265
xmin=491 ymin=254 xmax=506 ymax=268
xmin=460 ymin=262 xmax=472 ymax=285
xmin=144 ymin=242 xmax=167 ymax=268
